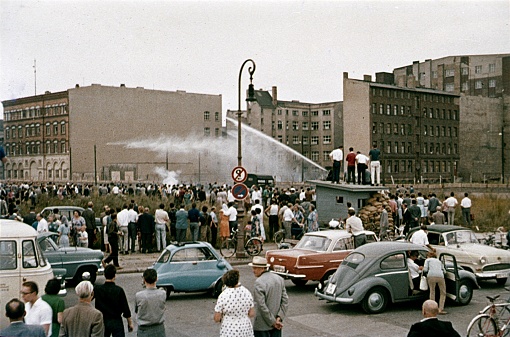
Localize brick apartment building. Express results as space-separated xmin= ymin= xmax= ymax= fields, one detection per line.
xmin=227 ymin=86 xmax=342 ymax=178
xmin=343 ymin=72 xmax=460 ymax=184
xmin=2 ymin=84 xmax=223 ymax=183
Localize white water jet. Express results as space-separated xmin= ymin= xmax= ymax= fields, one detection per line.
xmin=154 ymin=167 xmax=181 ymax=185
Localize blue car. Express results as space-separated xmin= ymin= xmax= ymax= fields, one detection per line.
xmin=153 ymin=241 xmax=232 ymax=299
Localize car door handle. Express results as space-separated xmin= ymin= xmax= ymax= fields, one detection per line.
xmin=192 ymin=261 xmax=197 ymax=265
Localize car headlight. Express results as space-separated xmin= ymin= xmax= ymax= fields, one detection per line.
xmin=479 ymin=256 xmax=487 ymax=265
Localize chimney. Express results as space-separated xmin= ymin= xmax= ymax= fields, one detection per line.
xmin=363 ymin=75 xmax=372 ymax=82
xmin=343 ymin=72 xmax=349 ymax=79
xmin=45 ymin=91 xmax=51 ymax=94
xmin=272 ymin=86 xmax=277 ymax=106
xmin=120 ymin=84 xmax=125 ymax=88
xmin=75 ymin=84 xmax=80 ymax=88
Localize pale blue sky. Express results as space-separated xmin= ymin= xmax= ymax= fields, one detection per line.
xmin=1 ymin=0 xmax=509 ymax=114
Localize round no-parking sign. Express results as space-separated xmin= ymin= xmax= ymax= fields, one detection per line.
xmin=231 ymin=166 xmax=248 ymax=183
xmin=232 ymin=183 xmax=249 ymax=200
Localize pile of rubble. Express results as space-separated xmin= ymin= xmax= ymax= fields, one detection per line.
xmin=358 ymin=193 xmax=394 ymax=233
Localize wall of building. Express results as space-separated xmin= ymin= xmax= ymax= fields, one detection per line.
xmin=67 ymin=84 xmax=223 ymax=183
xmin=343 ymin=75 xmax=371 ymax=154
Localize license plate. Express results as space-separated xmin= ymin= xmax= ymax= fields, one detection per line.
xmin=325 ymin=283 xmax=336 ymax=295
xmin=273 ymin=265 xmax=285 ymax=273
xmin=497 ymin=273 xmax=507 ymax=278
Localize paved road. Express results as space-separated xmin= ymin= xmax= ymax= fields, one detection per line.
xmin=63 ymin=265 xmax=509 ymax=337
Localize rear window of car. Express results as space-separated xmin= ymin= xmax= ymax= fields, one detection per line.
xmin=295 ymin=235 xmax=331 ymax=251
xmin=342 ymin=252 xmax=364 ymax=269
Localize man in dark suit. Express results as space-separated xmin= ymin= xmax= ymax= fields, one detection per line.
xmin=0 ymin=298 xmax=45 ymax=337
xmin=82 ymin=201 xmax=96 ymax=249
xmin=407 ymin=300 xmax=460 ymax=337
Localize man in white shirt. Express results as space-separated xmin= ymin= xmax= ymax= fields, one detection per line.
xmin=282 ymin=204 xmax=297 ymax=239
xmin=223 ymin=202 xmax=238 ymax=232
xmin=36 ymin=214 xmax=48 ymax=233
xmin=21 ymin=281 xmax=52 ymax=337
xmin=410 ymin=225 xmax=433 ymax=250
xmin=117 ymin=204 xmax=130 ymax=254
xmin=345 ymin=209 xmax=366 ymax=247
xmin=155 ymin=204 xmax=169 ymax=252
xmin=329 ymin=145 xmax=343 ymax=184
xmin=355 ymin=151 xmax=369 ymax=185
xmin=127 ymin=204 xmax=139 ymax=253
xmin=445 ymin=192 xmax=458 ymax=226
xmin=251 ymin=186 xmax=262 ymax=205
xmin=460 ymin=192 xmax=472 ymax=227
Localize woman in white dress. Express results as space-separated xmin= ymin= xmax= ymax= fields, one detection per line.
xmin=214 ymin=270 xmax=255 ymax=337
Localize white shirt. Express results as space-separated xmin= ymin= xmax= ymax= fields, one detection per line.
xmin=155 ymin=209 xmax=169 ymax=224
xmin=127 ymin=209 xmax=138 ymax=223
xmin=407 ymin=258 xmax=421 ymax=279
xmin=346 ymin=216 xmax=364 ymax=234
xmin=330 ymin=148 xmax=343 ymax=161
xmin=410 ymin=230 xmax=429 ymax=246
xmin=283 ymin=208 xmax=294 ymax=222
xmin=445 ymin=196 xmax=458 ymax=208
xmin=461 ymin=197 xmax=472 ymax=208
xmin=25 ymin=297 xmax=53 ymax=337
xmin=355 ymin=153 xmax=369 ymax=164
xmin=269 ymin=204 xmax=279 ymax=216
xmin=224 ymin=206 xmax=238 ymax=221
xmin=117 ymin=209 xmax=130 ymax=227
xmin=251 ymin=190 xmax=262 ymax=203
xmin=37 ymin=218 xmax=48 ymax=233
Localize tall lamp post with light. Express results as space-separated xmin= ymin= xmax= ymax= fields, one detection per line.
xmin=235 ymin=59 xmax=256 ymax=258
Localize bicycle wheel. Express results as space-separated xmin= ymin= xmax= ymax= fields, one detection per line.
xmin=220 ymin=238 xmax=236 ymax=258
xmin=274 ymin=231 xmax=285 ymax=244
xmin=245 ymin=238 xmax=263 ymax=256
xmin=482 ymin=305 xmax=510 ymax=337
xmin=467 ymin=314 xmax=498 ymax=337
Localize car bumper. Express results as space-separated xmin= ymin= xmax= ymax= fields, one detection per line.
xmin=270 ymin=270 xmax=306 ymax=279
xmin=475 ymin=270 xmax=510 ymax=279
xmin=314 ymin=288 xmax=353 ymax=303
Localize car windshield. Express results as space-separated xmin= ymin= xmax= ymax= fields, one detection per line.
xmin=341 ymin=252 xmax=365 ymax=269
xmin=443 ymin=230 xmax=478 ymax=245
xmin=295 ymin=235 xmax=331 ymax=251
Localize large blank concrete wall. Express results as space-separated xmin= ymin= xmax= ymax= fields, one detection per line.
xmin=343 ymin=78 xmax=371 ymax=155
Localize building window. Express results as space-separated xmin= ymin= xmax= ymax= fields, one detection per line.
xmin=311 ymin=151 xmax=319 ymax=161
xmin=302 ymin=110 xmax=308 ymax=117
xmin=277 ymin=121 xmax=283 ymax=130
xmin=386 ymin=104 xmax=391 ymax=115
xmin=204 ymin=127 xmax=210 ymax=136
xmin=292 ymin=121 xmax=299 ymax=130
xmin=432 ymin=71 xmax=438 ymax=78
xmin=311 ymin=110 xmax=319 ymax=116
xmin=277 ymin=135 xmax=282 ymax=143
xmin=379 ymin=104 xmax=384 ymax=114
xmin=302 ymin=136 xmax=308 ymax=145
xmin=215 ymin=128 xmax=219 ymax=137
xmin=393 ymin=105 xmax=398 ymax=115
xmin=204 ymin=111 xmax=210 ymax=121
xmin=46 ymin=123 xmax=50 ymax=136
xmin=445 ymin=83 xmax=454 ymax=92
xmin=311 ymin=136 xmax=319 ymax=145
xmin=489 ymin=63 xmax=496 ymax=73
xmin=372 ymin=122 xmax=377 ymax=134
xmin=393 ymin=123 xmax=398 ymax=134
xmin=5 ymin=128 xmax=9 ymax=140
xmin=407 ymin=124 xmax=413 ymax=135
xmin=215 ymin=112 xmax=219 ymax=121
xmin=401 ymin=142 xmax=405 ymax=153
xmin=400 ymin=124 xmax=405 ymax=135
xmin=475 ymin=65 xmax=482 ymax=74
xmin=462 ymin=82 xmax=469 ymax=91
xmin=461 ymin=67 xmax=468 ymax=75
xmin=323 ymin=151 xmax=330 ymax=161
xmin=372 ymin=103 xmax=376 ymax=114
xmin=311 ymin=122 xmax=319 ymax=130
xmin=53 ymin=123 xmax=58 ymax=135
xmin=302 ymin=122 xmax=308 ymax=130
xmin=386 ymin=142 xmax=391 ymax=153
xmin=53 ymin=141 xmax=59 ymax=154
xmin=323 ymin=121 xmax=331 ymax=130
xmin=379 ymin=123 xmax=384 ymax=134
xmin=424 ymin=126 xmax=428 ymax=136
xmin=323 ymin=135 xmax=331 ymax=144
xmin=489 ymin=79 xmax=496 ymax=88
xmin=292 ymin=110 xmax=299 ymax=116
xmin=385 ymin=123 xmax=391 ymax=134
xmin=394 ymin=142 xmax=398 ymax=154
xmin=277 ymin=109 xmax=282 ymax=115
xmin=445 ymin=69 xmax=455 ymax=77
xmin=293 ymin=136 xmax=299 ymax=144
xmin=322 ymin=110 xmax=331 ymax=116
xmin=475 ymin=80 xmax=483 ymax=89
xmin=286 ymin=121 xmax=289 ymax=130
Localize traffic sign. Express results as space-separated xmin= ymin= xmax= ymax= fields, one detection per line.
xmin=231 ymin=166 xmax=248 ymax=183
xmin=231 ymin=183 xmax=249 ymax=200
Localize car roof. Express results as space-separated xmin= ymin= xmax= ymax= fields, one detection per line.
xmin=42 ymin=206 xmax=85 ymax=211
xmin=0 ymin=220 xmax=37 ymax=238
xmin=306 ymin=229 xmax=376 ymax=240
xmin=420 ymin=225 xmax=468 ymax=233
xmin=166 ymin=241 xmax=211 ymax=251
xmin=354 ymin=241 xmax=428 ymax=255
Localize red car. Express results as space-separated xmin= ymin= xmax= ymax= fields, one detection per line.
xmin=266 ymin=230 xmax=378 ymax=286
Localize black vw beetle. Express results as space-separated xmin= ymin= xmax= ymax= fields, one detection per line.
xmin=315 ymin=241 xmax=478 ymax=314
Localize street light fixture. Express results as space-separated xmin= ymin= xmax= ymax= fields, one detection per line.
xmin=237 ymin=59 xmax=256 ymax=167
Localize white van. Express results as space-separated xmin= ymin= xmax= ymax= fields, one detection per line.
xmin=0 ymin=220 xmax=66 ymax=329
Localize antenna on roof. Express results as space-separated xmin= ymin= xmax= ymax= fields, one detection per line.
xmin=33 ymin=59 xmax=37 ymax=95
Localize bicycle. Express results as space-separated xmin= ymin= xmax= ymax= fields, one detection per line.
xmin=219 ymin=228 xmax=263 ymax=258
xmin=467 ymin=294 xmax=510 ymax=337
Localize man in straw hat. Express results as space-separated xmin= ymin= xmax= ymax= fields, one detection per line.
xmin=249 ymin=256 xmax=288 ymax=337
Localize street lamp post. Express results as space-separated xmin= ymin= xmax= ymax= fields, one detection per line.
xmin=236 ymin=59 xmax=256 ymax=258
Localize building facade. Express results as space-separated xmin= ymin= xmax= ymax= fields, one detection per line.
xmin=2 ymin=84 xmax=223 ymax=183
xmin=343 ymin=72 xmax=460 ymax=184
xmin=226 ymin=86 xmax=342 ymax=179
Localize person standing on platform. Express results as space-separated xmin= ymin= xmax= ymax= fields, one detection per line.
xmin=329 ymin=145 xmax=343 ymax=184
xmin=369 ymin=144 xmax=381 ymax=186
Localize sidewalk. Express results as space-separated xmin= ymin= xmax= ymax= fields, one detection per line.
xmin=114 ymin=242 xmax=280 ymax=274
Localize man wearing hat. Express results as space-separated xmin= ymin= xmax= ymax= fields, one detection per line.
xmin=249 ymin=256 xmax=288 ymax=337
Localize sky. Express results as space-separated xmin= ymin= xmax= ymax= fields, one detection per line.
xmin=1 ymin=0 xmax=509 ymax=116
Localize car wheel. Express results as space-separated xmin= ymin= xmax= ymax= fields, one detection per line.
xmin=212 ymin=279 xmax=224 ymax=298
xmin=74 ymin=266 xmax=97 ymax=284
xmin=320 ymin=271 xmax=335 ymax=288
xmin=457 ymin=280 xmax=473 ymax=305
xmin=245 ymin=238 xmax=262 ymax=256
xmin=274 ymin=231 xmax=285 ymax=245
xmin=291 ymin=279 xmax=308 ymax=286
xmin=361 ymin=287 xmax=389 ymax=314
xmin=497 ymin=278 xmax=508 ymax=286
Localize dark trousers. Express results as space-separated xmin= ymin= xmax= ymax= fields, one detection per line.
xmin=128 ymin=222 xmax=137 ymax=252
xmin=104 ymin=317 xmax=125 ymax=337
xmin=254 ymin=329 xmax=282 ymax=337
xmin=87 ymin=229 xmax=95 ymax=249
xmin=176 ymin=228 xmax=187 ymax=243
xmin=357 ymin=164 xmax=367 ymax=185
xmin=229 ymin=221 xmax=238 ymax=234
xmin=269 ymin=215 xmax=279 ymax=241
xmin=332 ymin=160 xmax=341 ymax=183
xmin=211 ymin=226 xmax=218 ymax=248
xmin=141 ymin=233 xmax=152 ymax=253
xmin=347 ymin=166 xmax=355 ymax=183
xmin=104 ymin=237 xmax=120 ymax=267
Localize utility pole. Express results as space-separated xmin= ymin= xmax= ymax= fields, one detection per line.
xmin=33 ymin=59 xmax=37 ymax=95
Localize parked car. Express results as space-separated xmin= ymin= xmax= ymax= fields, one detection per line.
xmin=0 ymin=220 xmax=66 ymax=328
xmin=152 ymin=241 xmax=232 ymax=299
xmin=37 ymin=232 xmax=104 ymax=284
xmin=407 ymin=225 xmax=510 ymax=285
xmin=315 ymin=241 xmax=478 ymax=314
xmin=266 ymin=230 xmax=378 ymax=286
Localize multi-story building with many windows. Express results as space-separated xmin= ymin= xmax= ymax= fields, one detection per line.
xmin=227 ymin=86 xmax=342 ymax=176
xmin=343 ymin=72 xmax=460 ymax=184
xmin=2 ymin=84 xmax=223 ymax=183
